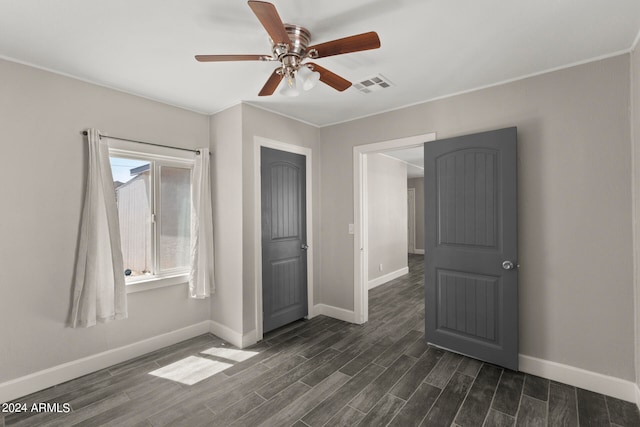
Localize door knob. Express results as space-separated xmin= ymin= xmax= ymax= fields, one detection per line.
xmin=301 ymin=244 xmax=309 ymax=250
xmin=502 ymin=260 xmax=515 ymax=270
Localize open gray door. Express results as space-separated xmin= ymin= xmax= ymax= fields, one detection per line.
xmin=261 ymin=147 xmax=308 ymax=333
xmin=424 ymin=127 xmax=518 ymax=370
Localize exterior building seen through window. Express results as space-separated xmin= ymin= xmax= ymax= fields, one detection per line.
xmin=110 ymin=153 xmax=192 ymax=283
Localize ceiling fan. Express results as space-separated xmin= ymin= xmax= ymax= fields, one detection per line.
xmin=195 ymin=1 xmax=381 ymax=97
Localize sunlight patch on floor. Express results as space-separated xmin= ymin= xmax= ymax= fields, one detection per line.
xmin=148 ymin=356 xmax=231 ymax=385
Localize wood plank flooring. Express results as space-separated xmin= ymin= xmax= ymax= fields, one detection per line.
xmin=3 ymin=254 xmax=639 ymax=426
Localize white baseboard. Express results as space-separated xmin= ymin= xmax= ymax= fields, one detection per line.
xmin=208 ymin=320 xmax=251 ymax=349
xmin=519 ymin=354 xmax=637 ymax=403
xmin=413 ymin=249 xmax=425 ymax=255
xmin=368 ymin=267 xmax=409 ymax=290
xmin=241 ymin=329 xmax=258 ymax=349
xmin=636 ymin=384 xmax=640 ymax=408
xmin=0 ymin=321 xmax=211 ymax=404
xmin=313 ymin=304 xmax=357 ymax=323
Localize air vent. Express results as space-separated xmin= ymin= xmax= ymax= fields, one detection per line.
xmin=353 ymin=74 xmax=393 ymax=93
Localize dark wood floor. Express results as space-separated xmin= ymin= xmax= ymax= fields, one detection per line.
xmin=3 ymin=254 xmax=640 ymax=426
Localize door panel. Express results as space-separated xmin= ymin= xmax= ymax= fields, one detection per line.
xmin=261 ymin=147 xmax=308 ymax=333
xmin=436 ymin=269 xmax=498 ymax=342
xmin=425 ymin=127 xmax=518 ymax=370
xmin=437 ymin=149 xmax=497 ymax=248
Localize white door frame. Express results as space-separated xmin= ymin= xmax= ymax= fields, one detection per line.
xmin=353 ymin=132 xmax=436 ymax=324
xmin=254 ymin=136 xmax=314 ymax=340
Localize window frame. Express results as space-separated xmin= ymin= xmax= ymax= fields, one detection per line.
xmin=108 ymin=143 xmax=195 ymax=294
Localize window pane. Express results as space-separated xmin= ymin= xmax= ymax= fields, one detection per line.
xmin=159 ymin=166 xmax=191 ymax=271
xmin=110 ymin=157 xmax=152 ymax=279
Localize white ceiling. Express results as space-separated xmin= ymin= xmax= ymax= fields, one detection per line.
xmin=1 ymin=0 xmax=639 ymax=126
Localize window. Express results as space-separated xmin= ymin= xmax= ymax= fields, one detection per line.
xmin=109 ymin=149 xmax=193 ymax=286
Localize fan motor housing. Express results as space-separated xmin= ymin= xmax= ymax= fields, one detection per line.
xmin=271 ymin=24 xmax=311 ymax=60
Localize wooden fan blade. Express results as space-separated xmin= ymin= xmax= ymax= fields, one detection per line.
xmin=307 ymin=63 xmax=352 ymax=91
xmin=195 ymin=54 xmax=269 ymax=62
xmin=259 ymin=69 xmax=284 ymax=96
xmin=247 ymin=1 xmax=291 ymax=47
xmin=308 ymin=31 xmax=380 ymax=59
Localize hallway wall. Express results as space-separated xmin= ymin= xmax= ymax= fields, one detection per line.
xmin=367 ymin=153 xmax=407 ymax=286
xmin=407 ymin=177 xmax=425 ymax=253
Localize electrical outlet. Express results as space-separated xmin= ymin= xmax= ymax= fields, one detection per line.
xmin=379 ymin=263 xmax=383 ymax=272
xmin=348 ymin=223 xmax=354 ymax=234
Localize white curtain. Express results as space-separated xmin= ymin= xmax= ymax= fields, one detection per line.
xmin=71 ymin=129 xmax=127 ymax=327
xmin=189 ymin=148 xmax=215 ymax=298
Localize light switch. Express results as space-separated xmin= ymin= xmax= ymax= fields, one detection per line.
xmin=348 ymin=223 xmax=354 ymax=234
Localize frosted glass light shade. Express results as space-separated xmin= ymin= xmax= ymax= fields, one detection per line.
xmin=297 ymin=65 xmax=320 ymax=91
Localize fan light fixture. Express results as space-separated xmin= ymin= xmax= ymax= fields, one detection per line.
xmin=280 ymin=68 xmax=299 ymax=97
xmin=281 ymin=79 xmax=298 ymax=96
xmin=296 ymin=65 xmax=321 ymax=91
xmin=279 ymin=64 xmax=320 ymax=96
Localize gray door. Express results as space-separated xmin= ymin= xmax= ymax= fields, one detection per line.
xmin=261 ymin=147 xmax=308 ymax=333
xmin=424 ymin=127 xmax=518 ymax=370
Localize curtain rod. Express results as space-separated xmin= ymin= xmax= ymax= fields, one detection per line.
xmin=82 ymin=130 xmax=204 ymax=155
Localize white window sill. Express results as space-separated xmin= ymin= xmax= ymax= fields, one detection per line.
xmin=126 ymin=274 xmax=189 ymax=294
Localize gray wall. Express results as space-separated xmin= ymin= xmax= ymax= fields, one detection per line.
xmin=632 ymin=45 xmax=640 ymax=390
xmin=1 ymin=49 xmax=637 ymax=390
xmin=407 ymin=177 xmax=425 ymax=252
xmin=209 ymin=105 xmax=244 ymax=335
xmin=0 ymin=59 xmax=321 ymax=386
xmin=0 ymin=58 xmax=211 ymax=383
xmin=319 ymin=55 xmax=634 ymax=381
xmin=240 ymin=104 xmax=321 ymax=334
xmin=367 ymin=154 xmax=407 ymax=283
xmin=210 ymin=102 xmax=321 ymax=337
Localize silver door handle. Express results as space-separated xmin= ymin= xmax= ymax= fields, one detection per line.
xmin=502 ymin=260 xmax=515 ymax=270
xmin=301 ymin=244 xmax=309 ymax=250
